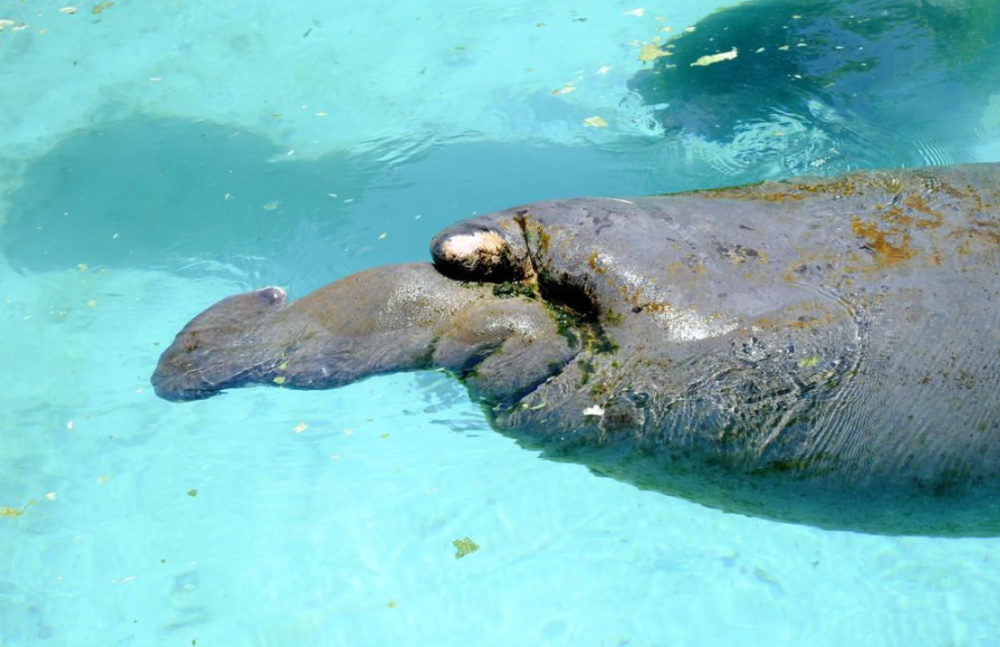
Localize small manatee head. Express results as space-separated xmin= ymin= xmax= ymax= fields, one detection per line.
xmin=152 ymin=286 xmax=287 ymax=402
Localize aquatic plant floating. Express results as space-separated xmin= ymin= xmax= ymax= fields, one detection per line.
xmin=453 ymin=537 xmax=480 ymax=558
xmin=691 ymin=48 xmax=738 ymax=67
xmin=639 ymin=44 xmax=673 ymax=62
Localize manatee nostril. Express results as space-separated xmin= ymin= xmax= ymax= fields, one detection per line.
xmin=442 ymin=230 xmax=506 ymax=263
xmin=431 ymin=225 xmax=525 ymax=282
xmin=256 ymin=286 xmax=287 ymax=306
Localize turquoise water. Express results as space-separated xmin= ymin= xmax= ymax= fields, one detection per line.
xmin=3 ymin=1 xmax=1000 ymax=645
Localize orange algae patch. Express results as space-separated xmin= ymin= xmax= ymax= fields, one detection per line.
xmin=587 ymin=250 xmax=607 ymax=274
xmin=850 ymin=216 xmax=918 ymax=267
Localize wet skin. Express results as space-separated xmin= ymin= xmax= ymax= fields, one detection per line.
xmin=153 ymin=163 xmax=1000 ymax=536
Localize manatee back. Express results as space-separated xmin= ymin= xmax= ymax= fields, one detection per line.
xmin=489 ymin=165 xmax=1000 ymax=534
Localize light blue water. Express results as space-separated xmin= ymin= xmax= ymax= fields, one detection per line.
xmin=3 ymin=1 xmax=1000 ymax=645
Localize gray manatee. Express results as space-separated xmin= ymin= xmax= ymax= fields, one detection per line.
xmin=153 ymin=163 xmax=1000 ymax=537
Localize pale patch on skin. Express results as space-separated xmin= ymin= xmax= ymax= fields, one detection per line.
xmin=483 ymin=314 xmax=542 ymax=339
xmin=378 ymin=281 xmax=454 ymax=329
xmin=595 ymin=251 xmax=737 ymax=342
xmin=651 ymin=307 xmax=738 ymax=342
xmin=440 ymin=231 xmax=506 ymax=263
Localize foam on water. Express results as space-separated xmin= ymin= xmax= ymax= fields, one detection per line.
xmin=3 ymin=1 xmax=1000 ymax=645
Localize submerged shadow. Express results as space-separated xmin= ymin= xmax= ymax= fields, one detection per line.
xmin=0 ymin=115 xmax=672 ymax=292
xmin=0 ymin=116 xmax=375 ymax=282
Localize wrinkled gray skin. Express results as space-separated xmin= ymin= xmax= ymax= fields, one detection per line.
xmin=153 ymin=163 xmax=1000 ymax=536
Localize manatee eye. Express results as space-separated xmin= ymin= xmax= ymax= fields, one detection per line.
xmin=431 ymin=225 xmax=525 ymax=282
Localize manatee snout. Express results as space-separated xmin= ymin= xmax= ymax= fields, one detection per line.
xmin=152 ymin=286 xmax=288 ymax=402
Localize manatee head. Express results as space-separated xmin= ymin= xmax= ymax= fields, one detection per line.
xmin=152 ymin=286 xmax=288 ymax=401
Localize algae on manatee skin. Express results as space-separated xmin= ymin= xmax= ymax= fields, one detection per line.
xmin=544 ymin=302 xmax=581 ymax=350
xmin=604 ymin=309 xmax=624 ymax=326
xmin=492 ymin=282 xmax=535 ymax=299
xmin=588 ymin=325 xmax=619 ymax=355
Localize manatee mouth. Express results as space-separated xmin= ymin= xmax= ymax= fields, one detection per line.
xmin=431 ymin=213 xmax=600 ymax=321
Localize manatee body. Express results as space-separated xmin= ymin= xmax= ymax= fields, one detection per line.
xmin=153 ymin=163 xmax=1000 ymax=536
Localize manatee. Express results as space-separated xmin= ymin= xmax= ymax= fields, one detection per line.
xmin=152 ymin=163 xmax=1000 ymax=537
xmin=628 ymin=0 xmax=1000 ymax=168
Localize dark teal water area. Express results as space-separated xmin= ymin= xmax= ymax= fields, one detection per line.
xmin=630 ymin=0 xmax=1000 ymax=170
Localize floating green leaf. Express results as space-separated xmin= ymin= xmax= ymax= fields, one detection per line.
xmin=452 ymin=537 xmax=479 ymax=559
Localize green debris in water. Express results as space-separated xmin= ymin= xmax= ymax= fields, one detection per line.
xmin=452 ymin=537 xmax=480 ymax=559
xmin=582 ymin=115 xmax=609 ymax=128
xmin=1 ymin=500 xmax=36 ymax=518
xmin=799 ymin=356 xmax=820 ymax=368
xmin=691 ymin=47 xmax=738 ymax=67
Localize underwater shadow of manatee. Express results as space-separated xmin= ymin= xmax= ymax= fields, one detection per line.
xmin=0 ymin=116 xmax=375 ymax=282
xmin=628 ymin=0 xmax=1000 ymax=167
xmin=1 ymin=115 xmax=679 ymax=290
